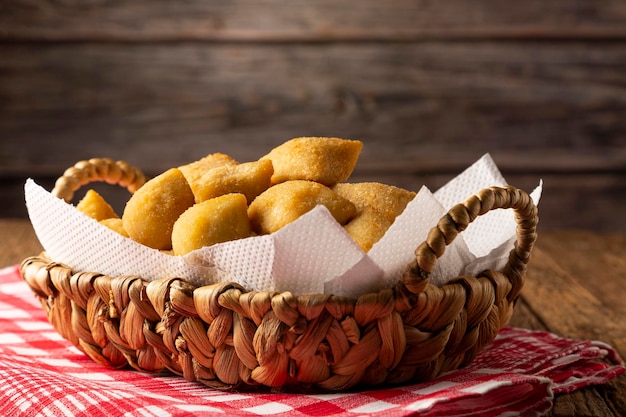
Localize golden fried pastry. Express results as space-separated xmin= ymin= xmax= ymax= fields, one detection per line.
xmin=260 ymin=137 xmax=363 ymax=186
xmin=122 ymin=168 xmax=194 ymax=250
xmin=178 ymin=152 xmax=238 ymax=190
xmin=332 ymin=182 xmax=415 ymax=223
xmin=99 ymin=218 xmax=129 ymax=238
xmin=76 ymin=189 xmax=118 ymax=221
xmin=192 ymin=159 xmax=273 ymax=204
xmin=343 ymin=207 xmax=392 ymax=252
xmin=172 ymin=193 xmax=253 ymax=255
xmin=248 ymin=180 xmax=357 ymax=235
xmin=333 ymin=182 xmax=415 ymax=251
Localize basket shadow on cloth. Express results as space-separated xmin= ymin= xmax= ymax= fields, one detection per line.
xmin=20 ymin=158 xmax=539 ymax=391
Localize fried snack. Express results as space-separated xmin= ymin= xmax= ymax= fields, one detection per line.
xmin=76 ymin=189 xmax=118 ymax=221
xmin=260 ymin=137 xmax=363 ymax=186
xmin=332 ymin=182 xmax=415 ymax=223
xmin=122 ymin=168 xmax=194 ymax=250
xmin=248 ymin=180 xmax=357 ymax=235
xmin=333 ymin=182 xmax=415 ymax=252
xmin=192 ymin=159 xmax=273 ymax=204
xmin=172 ymin=193 xmax=253 ymax=255
xmin=178 ymin=152 xmax=238 ymax=190
xmin=344 ymin=207 xmax=392 ymax=252
xmin=99 ymin=218 xmax=129 ymax=238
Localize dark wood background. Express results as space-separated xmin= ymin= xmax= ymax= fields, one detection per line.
xmin=1 ymin=1 xmax=625 ymax=233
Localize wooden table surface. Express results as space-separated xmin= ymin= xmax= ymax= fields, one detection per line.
xmin=1 ymin=218 xmax=625 ymax=416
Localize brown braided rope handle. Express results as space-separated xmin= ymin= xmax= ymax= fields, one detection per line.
xmin=402 ymin=185 xmax=538 ymax=302
xmin=51 ymin=158 xmax=147 ymax=202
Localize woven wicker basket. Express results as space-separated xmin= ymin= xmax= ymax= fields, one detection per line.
xmin=20 ymin=158 xmax=538 ymax=391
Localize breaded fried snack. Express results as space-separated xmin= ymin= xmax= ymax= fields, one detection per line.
xmin=248 ymin=180 xmax=357 ymax=235
xmin=333 ymin=182 xmax=415 ymax=251
xmin=122 ymin=168 xmax=194 ymax=250
xmin=99 ymin=218 xmax=129 ymax=238
xmin=332 ymin=182 xmax=415 ymax=223
xmin=179 ymin=152 xmax=238 ymax=190
xmin=192 ymin=159 xmax=273 ymax=204
xmin=343 ymin=207 xmax=392 ymax=252
xmin=76 ymin=189 xmax=118 ymax=221
xmin=260 ymin=137 xmax=363 ymax=186
xmin=172 ymin=193 xmax=253 ymax=255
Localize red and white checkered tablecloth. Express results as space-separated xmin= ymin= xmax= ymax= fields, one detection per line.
xmin=0 ymin=265 xmax=623 ymax=417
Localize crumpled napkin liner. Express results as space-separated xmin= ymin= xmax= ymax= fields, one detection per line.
xmin=24 ymin=153 xmax=542 ymax=297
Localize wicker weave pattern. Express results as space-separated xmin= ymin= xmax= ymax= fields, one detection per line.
xmin=20 ymin=160 xmax=538 ymax=391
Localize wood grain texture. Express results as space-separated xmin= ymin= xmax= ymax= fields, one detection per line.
xmin=1 ymin=41 xmax=625 ymax=173
xmin=3 ymin=0 xmax=626 ymax=41
xmin=0 ymin=219 xmax=44 ymax=268
xmin=1 ymin=1 xmax=625 ymax=234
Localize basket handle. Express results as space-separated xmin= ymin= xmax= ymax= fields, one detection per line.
xmin=51 ymin=158 xmax=147 ymax=202
xmin=402 ymin=185 xmax=538 ymax=299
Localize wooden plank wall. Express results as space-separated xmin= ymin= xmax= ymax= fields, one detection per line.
xmin=1 ymin=1 xmax=625 ymax=233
